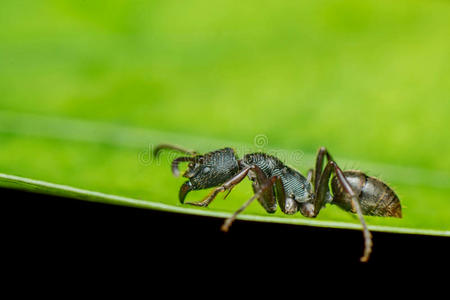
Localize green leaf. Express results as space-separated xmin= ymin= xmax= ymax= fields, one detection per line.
xmin=0 ymin=111 xmax=449 ymax=236
xmin=0 ymin=0 xmax=449 ymax=237
xmin=0 ymin=171 xmax=447 ymax=236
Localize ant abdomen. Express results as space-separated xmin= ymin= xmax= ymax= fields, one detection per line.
xmin=330 ymin=170 xmax=402 ymax=218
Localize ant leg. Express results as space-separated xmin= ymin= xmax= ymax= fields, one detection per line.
xmin=314 ymin=160 xmax=373 ymax=262
xmin=333 ymin=163 xmax=372 ymax=262
xmin=273 ymin=176 xmax=300 ymax=215
xmin=153 ymin=143 xmax=198 ymax=157
xmin=248 ymin=166 xmax=277 ymax=213
xmin=185 ymin=166 xmax=252 ymax=207
xmin=221 ymin=176 xmax=278 ymax=232
xmin=313 ymin=162 xmax=333 ymax=216
xmin=313 ymin=147 xmax=334 ymax=193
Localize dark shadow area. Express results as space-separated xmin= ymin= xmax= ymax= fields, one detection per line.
xmin=2 ymin=187 xmax=448 ymax=276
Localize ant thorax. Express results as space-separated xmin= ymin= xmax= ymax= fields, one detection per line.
xmin=243 ymin=153 xmax=313 ymax=204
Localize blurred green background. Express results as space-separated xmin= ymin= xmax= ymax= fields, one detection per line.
xmin=0 ymin=0 xmax=449 ymax=232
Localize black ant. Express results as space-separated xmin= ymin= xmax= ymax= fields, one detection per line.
xmin=154 ymin=144 xmax=402 ymax=262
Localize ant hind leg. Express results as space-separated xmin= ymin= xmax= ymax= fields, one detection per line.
xmin=314 ymin=160 xmax=373 ymax=262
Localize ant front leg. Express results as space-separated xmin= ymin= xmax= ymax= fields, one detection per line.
xmin=185 ymin=166 xmax=253 ymax=207
xmin=314 ymin=157 xmax=373 ymax=262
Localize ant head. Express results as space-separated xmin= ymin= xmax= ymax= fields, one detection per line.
xmin=186 ymin=148 xmax=239 ymax=189
xmin=182 ymin=156 xmax=222 ymax=190
xmin=177 ymin=148 xmax=239 ymax=203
